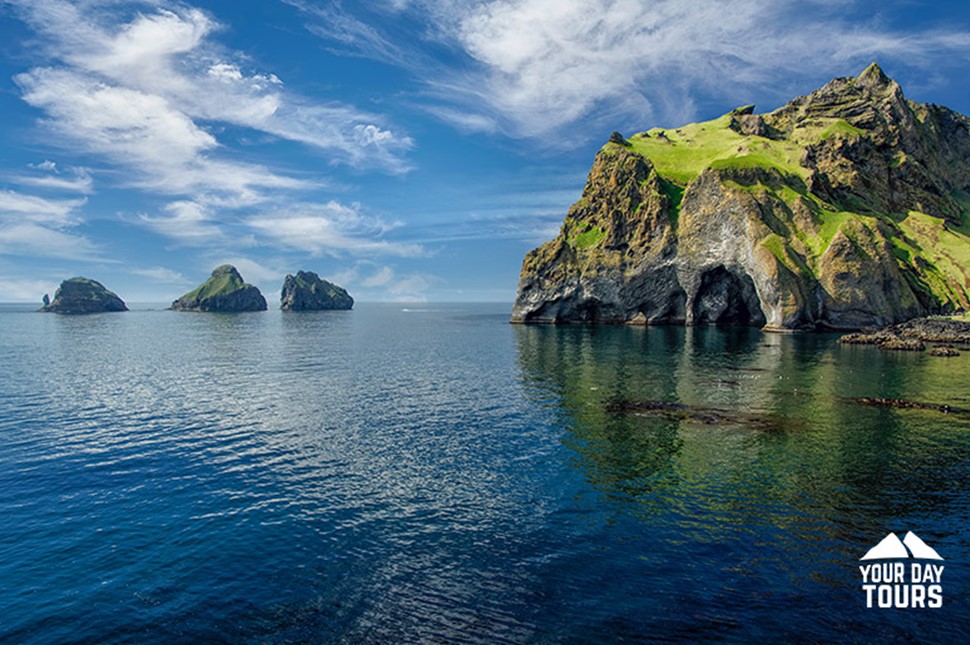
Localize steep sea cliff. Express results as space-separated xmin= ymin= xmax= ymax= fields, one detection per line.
xmin=512 ymin=64 xmax=970 ymax=330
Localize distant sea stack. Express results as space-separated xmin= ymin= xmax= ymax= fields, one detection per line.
xmin=511 ymin=63 xmax=970 ymax=330
xmin=39 ymin=277 xmax=128 ymax=314
xmin=171 ymin=265 xmax=267 ymax=312
xmin=280 ymin=271 xmax=353 ymax=311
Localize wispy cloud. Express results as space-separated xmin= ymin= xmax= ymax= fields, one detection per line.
xmin=0 ymin=223 xmax=100 ymax=260
xmin=290 ymin=0 xmax=970 ymax=139
xmin=6 ymin=0 xmax=413 ymax=209
xmin=131 ymin=266 xmax=191 ymax=284
xmin=0 ymin=188 xmax=99 ymax=259
xmin=247 ymin=200 xmax=424 ymax=257
xmin=0 ymin=276 xmax=61 ymax=302
xmin=13 ymin=161 xmax=94 ymax=194
xmin=0 ymin=190 xmax=85 ymax=226
xmin=326 ymin=259 xmax=438 ymax=302
xmin=137 ymin=201 xmax=228 ymax=246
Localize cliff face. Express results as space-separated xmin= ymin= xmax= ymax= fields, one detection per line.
xmin=40 ymin=277 xmax=127 ymax=314
xmin=171 ymin=265 xmax=267 ymax=312
xmin=280 ymin=271 xmax=354 ymax=311
xmin=511 ymin=64 xmax=970 ymax=330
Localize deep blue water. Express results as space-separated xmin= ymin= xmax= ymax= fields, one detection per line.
xmin=0 ymin=302 xmax=968 ymax=643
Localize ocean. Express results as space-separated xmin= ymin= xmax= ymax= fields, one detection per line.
xmin=0 ymin=302 xmax=967 ymax=642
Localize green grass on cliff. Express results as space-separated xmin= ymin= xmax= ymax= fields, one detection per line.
xmin=623 ymin=113 xmax=866 ymax=187
xmin=625 ymin=114 xmax=804 ymax=185
xmin=600 ymin=108 xmax=970 ymax=310
xmin=571 ymin=225 xmax=607 ymax=249
xmin=658 ymin=177 xmax=684 ymax=223
xmin=952 ymin=191 xmax=970 ymax=236
xmin=788 ymin=118 xmax=865 ymax=144
xmin=897 ymin=210 xmax=970 ymax=307
xmin=180 ymin=272 xmax=243 ymax=301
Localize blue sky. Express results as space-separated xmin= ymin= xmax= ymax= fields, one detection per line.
xmin=0 ymin=0 xmax=968 ymax=303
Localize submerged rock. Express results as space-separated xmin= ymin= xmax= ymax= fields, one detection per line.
xmin=171 ymin=265 xmax=267 ymax=312
xmin=607 ymin=399 xmax=785 ymax=432
xmin=280 ymin=271 xmax=353 ymax=311
xmin=39 ymin=277 xmax=127 ymax=314
xmin=511 ymin=63 xmax=970 ymax=330
xmin=850 ymin=397 xmax=969 ymax=416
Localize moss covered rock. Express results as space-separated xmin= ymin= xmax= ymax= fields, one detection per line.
xmin=39 ymin=277 xmax=127 ymax=314
xmin=171 ymin=265 xmax=267 ymax=312
xmin=512 ymin=64 xmax=970 ymax=330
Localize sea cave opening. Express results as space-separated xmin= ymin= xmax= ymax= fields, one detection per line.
xmin=692 ymin=267 xmax=766 ymax=326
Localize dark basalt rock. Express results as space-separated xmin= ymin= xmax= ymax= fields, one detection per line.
xmin=171 ymin=265 xmax=267 ymax=312
xmin=39 ymin=277 xmax=127 ymax=314
xmin=609 ymin=131 xmax=630 ymax=146
xmin=839 ymin=316 xmax=970 ymax=353
xmin=280 ymin=271 xmax=354 ymax=311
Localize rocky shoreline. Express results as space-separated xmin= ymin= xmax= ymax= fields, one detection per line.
xmin=839 ymin=317 xmax=970 ymax=356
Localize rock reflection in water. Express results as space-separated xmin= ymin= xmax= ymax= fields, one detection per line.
xmin=513 ymin=323 xmax=970 ymax=535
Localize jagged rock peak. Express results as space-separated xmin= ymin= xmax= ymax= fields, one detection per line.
xmin=211 ymin=264 xmax=241 ymax=278
xmin=856 ymin=61 xmax=891 ymax=89
xmin=609 ymin=131 xmax=630 ymax=146
xmin=280 ymin=271 xmax=354 ymax=311
xmin=171 ymin=264 xmax=267 ymax=312
xmin=39 ymin=277 xmax=127 ymax=314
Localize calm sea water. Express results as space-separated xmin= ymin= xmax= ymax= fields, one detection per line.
xmin=0 ymin=302 xmax=968 ymax=643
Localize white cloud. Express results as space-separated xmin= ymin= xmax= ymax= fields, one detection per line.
xmin=137 ymin=201 xmax=225 ymax=246
xmin=0 ymin=222 xmax=100 ymax=260
xmin=292 ymin=0 xmax=970 ymax=138
xmin=385 ymin=271 xmax=437 ymax=302
xmin=247 ymin=200 xmax=424 ymax=257
xmin=361 ymin=265 xmax=395 ymax=287
xmin=0 ymin=188 xmax=99 ymax=260
xmin=6 ymin=0 xmax=413 ymax=210
xmin=131 ymin=266 xmax=190 ymax=284
xmin=312 ymin=260 xmax=437 ymax=301
xmin=15 ymin=67 xmax=306 ymax=201
xmin=0 ymin=190 xmax=85 ymax=226
xmin=0 ymin=276 xmax=61 ymax=302
xmin=14 ymin=165 xmax=94 ymax=194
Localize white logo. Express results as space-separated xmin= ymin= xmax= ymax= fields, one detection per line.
xmin=859 ymin=531 xmax=944 ymax=608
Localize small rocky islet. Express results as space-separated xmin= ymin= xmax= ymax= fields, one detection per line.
xmin=280 ymin=271 xmax=354 ymax=311
xmin=171 ymin=264 xmax=268 ymax=312
xmin=38 ymin=277 xmax=128 ymax=314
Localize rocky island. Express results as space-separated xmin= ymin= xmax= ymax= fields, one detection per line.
xmin=280 ymin=271 xmax=354 ymax=311
xmin=511 ymin=64 xmax=970 ymax=330
xmin=39 ymin=277 xmax=128 ymax=314
xmin=171 ymin=265 xmax=267 ymax=312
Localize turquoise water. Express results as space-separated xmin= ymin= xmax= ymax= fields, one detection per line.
xmin=0 ymin=303 xmax=967 ymax=642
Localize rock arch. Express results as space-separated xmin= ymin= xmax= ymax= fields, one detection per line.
xmin=692 ymin=267 xmax=766 ymax=326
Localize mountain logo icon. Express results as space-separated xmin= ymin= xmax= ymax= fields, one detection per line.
xmin=860 ymin=531 xmax=944 ymax=561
